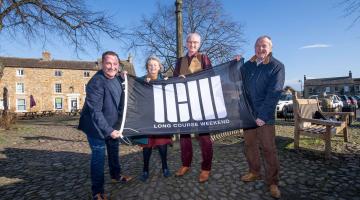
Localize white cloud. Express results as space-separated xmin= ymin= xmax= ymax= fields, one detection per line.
xmin=299 ymin=44 xmax=332 ymax=49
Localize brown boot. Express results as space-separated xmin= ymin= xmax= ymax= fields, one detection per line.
xmin=175 ymin=166 xmax=190 ymax=177
xmin=269 ymin=184 xmax=281 ymax=199
xmin=240 ymin=172 xmax=260 ymax=182
xmin=198 ymin=170 xmax=210 ymax=183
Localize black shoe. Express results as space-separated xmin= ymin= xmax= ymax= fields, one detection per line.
xmin=139 ymin=171 xmax=149 ymax=182
xmin=163 ymin=169 xmax=171 ymax=177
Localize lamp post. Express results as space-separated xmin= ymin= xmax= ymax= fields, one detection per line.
xmin=175 ymin=0 xmax=183 ymax=59
xmin=298 ymin=80 xmax=303 ymax=97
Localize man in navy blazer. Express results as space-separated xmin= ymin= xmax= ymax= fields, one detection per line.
xmin=79 ymin=51 xmax=132 ymax=200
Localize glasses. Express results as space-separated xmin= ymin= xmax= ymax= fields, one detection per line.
xmin=187 ymin=41 xmax=199 ymax=44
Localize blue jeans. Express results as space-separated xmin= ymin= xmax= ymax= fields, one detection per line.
xmin=87 ymin=136 xmax=121 ymax=195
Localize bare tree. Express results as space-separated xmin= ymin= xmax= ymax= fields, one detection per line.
xmin=339 ymin=0 xmax=360 ymax=28
xmin=0 ymin=0 xmax=124 ymax=52
xmin=128 ymin=0 xmax=245 ymax=69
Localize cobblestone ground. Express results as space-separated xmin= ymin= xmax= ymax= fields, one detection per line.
xmin=0 ymin=116 xmax=359 ymax=200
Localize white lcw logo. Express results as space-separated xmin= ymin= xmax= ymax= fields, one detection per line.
xmin=153 ymin=75 xmax=227 ymax=123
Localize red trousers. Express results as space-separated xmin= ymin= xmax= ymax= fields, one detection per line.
xmin=180 ymin=133 xmax=213 ymax=171
xmin=243 ymin=125 xmax=279 ymax=185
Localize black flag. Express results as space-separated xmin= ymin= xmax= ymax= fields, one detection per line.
xmin=122 ymin=59 xmax=256 ymax=136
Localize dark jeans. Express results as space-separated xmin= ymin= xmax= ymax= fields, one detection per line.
xmin=87 ymin=136 xmax=121 ymax=196
xmin=180 ymin=133 xmax=213 ymax=171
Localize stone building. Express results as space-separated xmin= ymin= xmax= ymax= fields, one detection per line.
xmin=0 ymin=52 xmax=135 ymax=112
xmin=303 ymin=71 xmax=360 ymax=98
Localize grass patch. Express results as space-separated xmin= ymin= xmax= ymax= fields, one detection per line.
xmin=0 ymin=136 xmax=6 ymax=145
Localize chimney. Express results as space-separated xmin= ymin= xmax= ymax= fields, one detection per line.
xmin=349 ymin=70 xmax=352 ymax=78
xmin=128 ymin=53 xmax=133 ymax=64
xmin=42 ymin=51 xmax=51 ymax=61
xmin=304 ymin=75 xmax=306 ymax=81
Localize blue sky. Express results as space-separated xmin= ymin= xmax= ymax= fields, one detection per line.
xmin=1 ymin=0 xmax=359 ymax=90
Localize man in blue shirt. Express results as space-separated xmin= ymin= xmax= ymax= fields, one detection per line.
xmin=240 ymin=36 xmax=285 ymax=199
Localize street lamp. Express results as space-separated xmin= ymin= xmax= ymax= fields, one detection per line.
xmin=298 ymin=80 xmax=303 ymax=97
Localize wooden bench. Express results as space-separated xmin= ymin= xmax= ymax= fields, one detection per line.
xmin=23 ymin=111 xmax=38 ymax=119
xmin=40 ymin=110 xmax=54 ymax=117
xmin=292 ymin=91 xmax=353 ymax=158
xmin=65 ymin=109 xmax=81 ymax=116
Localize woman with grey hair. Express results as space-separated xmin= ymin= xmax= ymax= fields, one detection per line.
xmin=132 ymin=55 xmax=172 ymax=182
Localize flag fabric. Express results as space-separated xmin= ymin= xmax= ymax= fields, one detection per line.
xmin=121 ymin=59 xmax=256 ymax=137
xmin=30 ymin=95 xmax=36 ymax=108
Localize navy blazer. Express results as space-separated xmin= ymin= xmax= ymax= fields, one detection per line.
xmin=78 ymin=70 xmax=123 ymax=139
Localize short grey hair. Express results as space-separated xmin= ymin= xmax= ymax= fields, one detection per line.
xmin=145 ymin=55 xmax=163 ymax=71
xmin=186 ymin=32 xmax=201 ymax=43
xmin=255 ymin=35 xmax=273 ymax=48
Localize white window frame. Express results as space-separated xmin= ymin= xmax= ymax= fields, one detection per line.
xmin=325 ymin=87 xmax=330 ymax=93
xmin=54 ymin=97 xmax=63 ymax=110
xmin=16 ymin=82 xmax=25 ymax=94
xmin=16 ymin=98 xmax=26 ymax=112
xmin=16 ymin=69 xmax=24 ymax=76
xmin=84 ymin=84 xmax=87 ymax=93
xmin=0 ymin=98 xmax=4 ymax=110
xmin=344 ymin=85 xmax=349 ymax=92
xmin=83 ymin=71 xmax=90 ymax=78
xmin=54 ymin=70 xmax=63 ymax=77
xmin=54 ymin=83 xmax=62 ymax=93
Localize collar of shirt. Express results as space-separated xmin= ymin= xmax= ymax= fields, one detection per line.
xmin=256 ymin=59 xmax=263 ymax=66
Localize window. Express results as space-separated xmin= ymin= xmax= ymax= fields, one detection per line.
xmin=308 ymin=88 xmax=313 ymax=94
xmin=344 ymin=85 xmax=349 ymax=92
xmin=0 ymin=99 xmax=3 ymax=109
xmin=16 ymin=83 xmax=25 ymax=94
xmin=54 ymin=97 xmax=63 ymax=109
xmin=355 ymin=85 xmax=360 ymax=92
xmin=335 ymin=86 xmax=339 ymax=92
xmin=84 ymin=71 xmax=90 ymax=77
xmin=54 ymin=70 xmax=63 ymax=77
xmin=16 ymin=99 xmax=26 ymax=111
xmin=325 ymin=87 xmax=330 ymax=93
xmin=55 ymin=83 xmax=62 ymax=93
xmin=16 ymin=69 xmax=24 ymax=76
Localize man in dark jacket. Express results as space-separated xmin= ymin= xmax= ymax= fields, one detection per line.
xmin=78 ymin=51 xmax=132 ymax=200
xmin=240 ymin=36 xmax=285 ymax=199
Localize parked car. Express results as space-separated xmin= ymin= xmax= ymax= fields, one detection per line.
xmin=282 ymin=103 xmax=294 ymax=120
xmin=353 ymin=95 xmax=360 ymax=107
xmin=308 ymin=94 xmax=343 ymax=111
xmin=348 ymin=96 xmax=358 ymax=109
xmin=276 ymin=93 xmax=293 ymax=117
xmin=339 ymin=95 xmax=352 ymax=108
